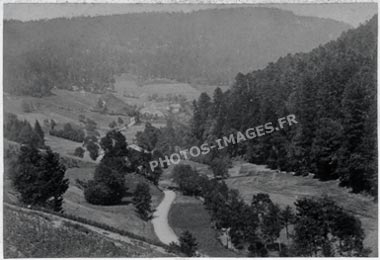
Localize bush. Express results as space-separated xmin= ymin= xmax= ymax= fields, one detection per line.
xmin=210 ymin=156 xmax=231 ymax=178
xmin=49 ymin=123 xmax=85 ymax=143
xmin=84 ymin=181 xmax=118 ymax=205
xmin=109 ymin=121 xmax=117 ymax=129
xmin=86 ymin=141 xmax=99 ymax=161
xmin=21 ymin=99 xmax=34 ymax=113
xmin=179 ymin=231 xmax=198 ymax=257
xmin=73 ymin=147 xmax=85 ymax=158
xmin=172 ymin=165 xmax=203 ymax=196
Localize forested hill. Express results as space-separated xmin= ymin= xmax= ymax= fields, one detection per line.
xmin=191 ymin=15 xmax=377 ymax=195
xmin=4 ymin=7 xmax=350 ymax=96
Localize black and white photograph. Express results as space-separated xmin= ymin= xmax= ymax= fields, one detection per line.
xmin=2 ymin=1 xmax=378 ymax=257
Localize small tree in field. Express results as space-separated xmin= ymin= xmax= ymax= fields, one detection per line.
xmin=74 ymin=147 xmax=85 ymax=158
xmin=179 ymin=231 xmax=198 ymax=257
xmin=109 ymin=121 xmax=117 ymax=129
xmin=84 ymin=162 xmax=126 ymax=205
xmin=21 ymin=100 xmax=34 ymax=113
xmin=86 ymin=141 xmax=99 ymax=161
xmin=34 ymin=120 xmax=45 ymax=141
xmin=133 ymin=182 xmax=153 ymax=220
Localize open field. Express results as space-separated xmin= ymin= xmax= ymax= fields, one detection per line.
xmin=225 ymin=162 xmax=378 ymax=256
xmin=114 ymin=74 xmax=202 ymax=102
xmin=4 ymin=89 xmax=133 ymax=134
xmin=168 ymin=193 xmax=240 ymax=257
xmin=4 ymin=205 xmax=171 ymax=258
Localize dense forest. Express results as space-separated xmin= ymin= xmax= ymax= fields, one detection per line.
xmin=4 ymin=7 xmax=350 ymax=96
xmin=190 ymin=16 xmax=377 ymax=196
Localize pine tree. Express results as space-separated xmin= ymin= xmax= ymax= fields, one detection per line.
xmin=310 ymin=118 xmax=343 ymax=180
xmin=10 ymin=145 xmax=69 ymax=212
xmin=338 ymin=74 xmax=372 ymax=192
xmin=34 ymin=120 xmax=45 ymax=146
xmin=19 ymin=122 xmax=41 ymax=148
xmin=132 ymin=182 xmax=153 ymax=220
xmin=179 ymin=231 xmax=198 ymax=257
xmin=191 ymin=92 xmax=211 ymax=142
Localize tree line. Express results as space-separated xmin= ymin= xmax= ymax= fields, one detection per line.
xmin=189 ymin=16 xmax=377 ymax=196
xmin=172 ymin=164 xmax=369 ymax=257
xmin=4 ymin=113 xmax=45 ymax=148
xmin=4 ymin=7 xmax=349 ymax=96
xmin=50 ymin=122 xmax=86 ymax=143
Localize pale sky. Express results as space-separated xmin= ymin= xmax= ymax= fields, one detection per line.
xmin=4 ymin=2 xmax=378 ymax=27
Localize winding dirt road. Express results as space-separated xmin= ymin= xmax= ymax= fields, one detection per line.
xmin=152 ymin=190 xmax=179 ymax=245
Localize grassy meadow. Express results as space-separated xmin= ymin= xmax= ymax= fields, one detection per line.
xmin=168 ymin=193 xmax=240 ymax=257
xmin=63 ymin=166 xmax=163 ymax=242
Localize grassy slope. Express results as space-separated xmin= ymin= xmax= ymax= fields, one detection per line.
xmin=168 ymin=193 xmax=240 ymax=257
xmin=4 ymin=205 xmax=170 ymax=258
xmin=63 ymin=166 xmax=163 ymax=242
xmin=225 ymin=162 xmax=378 ymax=256
xmin=4 ymin=156 xmax=164 ymax=245
xmin=4 ymin=89 xmax=132 ymax=132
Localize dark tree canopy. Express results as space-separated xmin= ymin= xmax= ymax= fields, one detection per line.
xmin=132 ymin=182 xmax=153 ymax=220
xmin=179 ymin=231 xmax=198 ymax=257
xmin=187 ymin=16 xmax=377 ymax=196
xmin=10 ymin=145 xmax=69 ymax=212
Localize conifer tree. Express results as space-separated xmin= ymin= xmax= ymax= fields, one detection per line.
xmin=10 ymin=145 xmax=69 ymax=212
xmin=132 ymin=182 xmax=153 ymax=220
xmin=179 ymin=231 xmax=198 ymax=257
xmin=34 ymin=120 xmax=45 ymax=141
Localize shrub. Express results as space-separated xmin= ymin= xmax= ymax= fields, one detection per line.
xmin=49 ymin=123 xmax=85 ymax=143
xmin=86 ymin=141 xmax=99 ymax=161
xmin=84 ymin=181 xmax=117 ymax=205
xmin=21 ymin=99 xmax=34 ymax=113
xmin=179 ymin=231 xmax=198 ymax=257
xmin=109 ymin=121 xmax=117 ymax=129
xmin=74 ymin=147 xmax=85 ymax=158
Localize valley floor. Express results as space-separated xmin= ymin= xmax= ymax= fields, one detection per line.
xmin=168 ymin=193 xmax=240 ymax=257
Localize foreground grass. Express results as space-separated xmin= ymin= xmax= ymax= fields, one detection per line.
xmin=4 ymin=206 xmax=169 ymax=258
xmin=168 ymin=194 xmax=240 ymax=257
